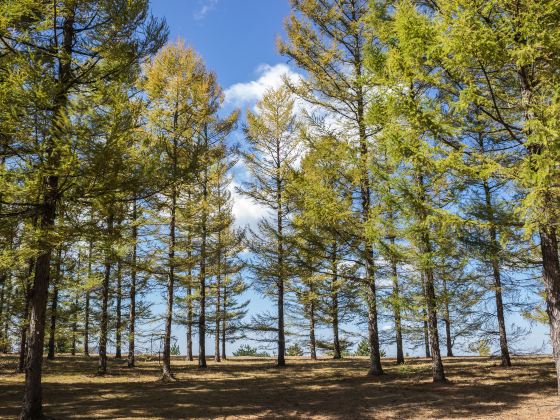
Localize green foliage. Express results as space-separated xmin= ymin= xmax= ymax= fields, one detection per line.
xmin=286 ymin=343 xmax=304 ymax=357
xmin=469 ymin=339 xmax=491 ymax=357
xmin=233 ymin=345 xmax=270 ymax=358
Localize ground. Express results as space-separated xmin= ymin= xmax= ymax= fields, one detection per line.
xmin=0 ymin=354 xmax=558 ymax=419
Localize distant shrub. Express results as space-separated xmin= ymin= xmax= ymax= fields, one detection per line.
xmin=286 ymin=343 xmax=304 ymax=356
xmin=233 ymin=344 xmax=270 ymax=357
xmin=171 ymin=343 xmax=181 ymax=356
xmin=354 ymin=339 xmax=386 ymax=357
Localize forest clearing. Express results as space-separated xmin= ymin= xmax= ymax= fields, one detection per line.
xmin=1 ymin=354 xmax=557 ymax=419
xmin=3 ymin=0 xmax=560 ymax=418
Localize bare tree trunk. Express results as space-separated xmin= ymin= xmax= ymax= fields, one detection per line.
xmin=441 ymin=278 xmax=453 ymax=358
xmin=275 ymin=139 xmax=286 ymax=368
xmin=162 ymin=189 xmax=176 ymax=380
xmin=198 ymin=206 xmax=207 ymax=369
xmin=47 ymin=248 xmax=62 ymax=360
xmin=2 ymin=278 xmax=11 ymax=353
xmin=331 ymin=243 xmax=341 ymax=359
xmin=215 ymin=258 xmax=221 ymax=363
xmin=482 ymin=181 xmax=511 ymax=367
xmin=98 ymin=212 xmax=114 ymax=375
xmin=115 ymin=261 xmax=122 ymax=359
xmin=390 ymin=237 xmax=404 ymax=364
xmin=128 ymin=200 xmax=137 ymax=368
xmin=540 ymin=226 xmax=560 ymax=394
xmin=186 ymin=285 xmax=193 ymax=362
xmin=71 ymin=292 xmax=78 ymax=356
xmin=221 ymin=282 xmax=227 ymax=360
xmin=18 ymin=259 xmax=34 ymax=373
xmin=309 ymin=299 xmax=317 ymax=360
xmin=84 ymin=239 xmax=93 ymax=357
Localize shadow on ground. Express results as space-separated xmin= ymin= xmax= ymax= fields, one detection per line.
xmin=0 ymin=355 xmax=557 ymax=419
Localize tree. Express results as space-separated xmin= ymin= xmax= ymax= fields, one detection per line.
xmin=239 ymin=87 xmax=300 ymax=367
xmin=279 ymin=0 xmax=384 ymax=376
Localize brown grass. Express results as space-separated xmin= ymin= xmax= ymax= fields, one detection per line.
xmin=0 ymin=354 xmax=558 ymax=419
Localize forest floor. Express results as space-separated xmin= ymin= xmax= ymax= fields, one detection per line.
xmin=0 ymin=354 xmax=558 ymax=419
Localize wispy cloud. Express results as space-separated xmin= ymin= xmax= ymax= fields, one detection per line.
xmin=194 ymin=0 xmax=219 ymax=20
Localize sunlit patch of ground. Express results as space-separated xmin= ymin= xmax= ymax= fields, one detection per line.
xmin=0 ymin=354 xmax=558 ymax=419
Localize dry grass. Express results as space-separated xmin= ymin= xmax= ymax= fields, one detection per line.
xmin=0 ymin=354 xmax=558 ymax=419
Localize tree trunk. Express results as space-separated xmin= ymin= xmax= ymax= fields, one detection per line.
xmin=18 ymin=259 xmax=34 ymax=373
xmin=221 ymin=282 xmax=227 ymax=360
xmin=540 ymin=226 xmax=560 ymax=394
xmin=84 ymin=239 xmax=93 ymax=357
xmin=47 ymin=248 xmax=62 ymax=360
xmin=199 ymin=159 xmax=208 ymax=369
xmin=390 ymin=238 xmax=404 ymax=364
xmin=115 ymin=261 xmax=122 ymax=359
xmin=331 ymin=243 xmax=341 ymax=359
xmin=483 ymin=181 xmax=511 ymax=367
xmin=276 ymin=140 xmax=286 ymax=368
xmin=98 ymin=212 xmax=114 ymax=375
xmin=441 ymin=278 xmax=453 ymax=358
xmin=21 ymin=7 xmax=74 ymax=418
xmin=2 ymin=278 xmax=11 ymax=353
xmin=128 ymin=200 xmax=137 ymax=368
xmin=71 ymin=292 xmax=78 ymax=356
xmin=309 ymin=299 xmax=317 ymax=360
xmin=162 ymin=189 xmax=176 ymax=380
xmin=186 ymin=285 xmax=193 ymax=362
xmin=215 ymin=259 xmax=221 ymax=363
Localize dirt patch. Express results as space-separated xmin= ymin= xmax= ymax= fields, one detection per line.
xmin=0 ymin=355 xmax=558 ymax=419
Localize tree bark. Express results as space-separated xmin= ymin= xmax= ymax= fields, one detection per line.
xmin=18 ymin=259 xmax=34 ymax=373
xmin=331 ymin=243 xmax=341 ymax=359
xmin=84 ymin=239 xmax=93 ymax=357
xmin=98 ymin=212 xmax=114 ymax=375
xmin=115 ymin=261 xmax=122 ymax=359
xmin=47 ymin=248 xmax=62 ymax=360
xmin=215 ymin=250 xmax=222 ymax=363
xmin=540 ymin=226 xmax=560 ymax=394
xmin=389 ymin=236 xmax=404 ymax=364
xmin=441 ymin=278 xmax=453 ymax=358
xmin=483 ymin=181 xmax=511 ymax=367
xmin=309 ymin=299 xmax=317 ymax=360
xmin=221 ymin=282 xmax=227 ymax=360
xmin=162 ymin=188 xmax=176 ymax=379
xmin=276 ymin=144 xmax=286 ymax=368
xmin=128 ymin=200 xmax=137 ymax=368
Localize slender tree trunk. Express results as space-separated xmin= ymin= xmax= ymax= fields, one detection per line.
xmin=275 ymin=139 xmax=286 ymax=368
xmin=422 ymin=293 xmax=431 ymax=358
xmin=309 ymin=299 xmax=317 ymax=360
xmin=115 ymin=261 xmax=122 ymax=359
xmin=199 ymin=186 xmax=208 ymax=369
xmin=84 ymin=239 xmax=93 ymax=357
xmin=0 ymin=275 xmax=5 ymax=352
xmin=417 ymin=175 xmax=445 ymax=382
xmin=21 ymin=8 xmax=75 ymax=418
xmin=186 ymin=224 xmax=193 ymax=362
xmin=221 ymin=282 xmax=227 ymax=360
xmin=331 ymin=243 xmax=341 ymax=359
xmin=186 ymin=285 xmax=193 ymax=362
xmin=18 ymin=259 xmax=34 ymax=373
xmin=98 ymin=212 xmax=114 ymax=375
xmin=47 ymin=248 xmax=62 ymax=360
xmin=128 ymin=200 xmax=137 ymax=368
xmin=2 ymin=279 xmax=11 ymax=353
xmin=441 ymin=278 xmax=453 ymax=358
xmin=482 ymin=181 xmax=511 ymax=367
xmin=215 ymin=254 xmax=221 ymax=363
xmin=162 ymin=189 xmax=176 ymax=379
xmin=71 ymin=292 xmax=78 ymax=356
xmin=389 ymin=236 xmax=404 ymax=364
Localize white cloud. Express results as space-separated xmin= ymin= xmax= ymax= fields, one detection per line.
xmin=194 ymin=0 xmax=218 ymax=20
xmin=229 ymin=180 xmax=269 ymax=230
xmin=224 ymin=64 xmax=302 ymax=107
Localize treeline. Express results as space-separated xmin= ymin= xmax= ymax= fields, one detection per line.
xmin=1 ymin=0 xmax=560 ymax=419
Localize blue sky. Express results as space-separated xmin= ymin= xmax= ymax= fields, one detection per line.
xmin=140 ymin=0 xmax=551 ymax=359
